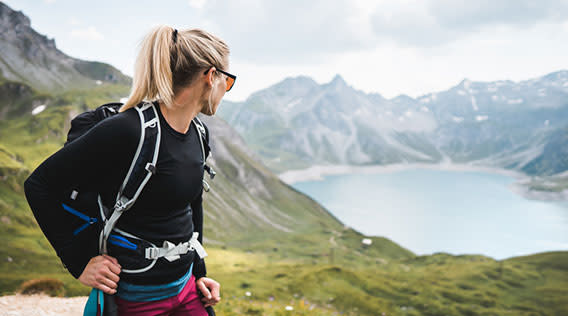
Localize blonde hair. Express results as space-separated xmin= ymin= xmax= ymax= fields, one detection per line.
xmin=121 ymin=25 xmax=230 ymax=112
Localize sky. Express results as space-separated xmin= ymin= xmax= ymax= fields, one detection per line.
xmin=4 ymin=0 xmax=568 ymax=102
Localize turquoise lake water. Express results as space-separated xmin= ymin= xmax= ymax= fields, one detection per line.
xmin=291 ymin=168 xmax=568 ymax=260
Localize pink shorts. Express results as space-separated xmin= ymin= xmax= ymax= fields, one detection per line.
xmin=114 ymin=274 xmax=208 ymax=316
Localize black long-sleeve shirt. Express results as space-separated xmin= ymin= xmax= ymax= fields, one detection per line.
xmin=24 ymin=101 xmax=207 ymax=284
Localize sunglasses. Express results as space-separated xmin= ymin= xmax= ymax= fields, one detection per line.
xmin=203 ymin=68 xmax=236 ymax=92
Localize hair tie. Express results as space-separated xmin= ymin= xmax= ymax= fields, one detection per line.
xmin=172 ymin=29 xmax=178 ymax=43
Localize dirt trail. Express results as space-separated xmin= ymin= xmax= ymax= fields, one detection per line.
xmin=0 ymin=294 xmax=87 ymax=316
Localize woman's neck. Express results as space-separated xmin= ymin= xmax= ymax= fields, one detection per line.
xmin=159 ymin=88 xmax=203 ymax=134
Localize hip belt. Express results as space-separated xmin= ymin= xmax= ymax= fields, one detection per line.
xmin=109 ymin=228 xmax=207 ymax=274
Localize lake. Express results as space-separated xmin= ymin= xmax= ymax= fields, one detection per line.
xmin=291 ymin=167 xmax=568 ymax=260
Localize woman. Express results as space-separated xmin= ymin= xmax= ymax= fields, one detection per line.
xmin=24 ymin=25 xmax=235 ymax=315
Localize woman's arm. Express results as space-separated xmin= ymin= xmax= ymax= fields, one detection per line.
xmin=24 ymin=111 xmax=140 ymax=278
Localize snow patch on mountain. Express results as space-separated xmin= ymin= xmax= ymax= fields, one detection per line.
xmin=507 ymin=98 xmax=523 ymax=105
xmin=383 ymin=133 xmax=433 ymax=160
xmin=471 ymin=96 xmax=479 ymax=111
xmin=32 ymin=105 xmax=46 ymax=115
xmin=469 ymin=141 xmax=546 ymax=171
xmin=284 ymin=98 xmax=302 ymax=113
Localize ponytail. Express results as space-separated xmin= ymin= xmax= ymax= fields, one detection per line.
xmin=121 ymin=25 xmax=230 ymax=113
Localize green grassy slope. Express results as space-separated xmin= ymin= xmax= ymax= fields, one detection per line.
xmin=201 ymin=249 xmax=568 ymax=316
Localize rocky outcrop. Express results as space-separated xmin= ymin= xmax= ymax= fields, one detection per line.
xmin=0 ymin=2 xmax=130 ymax=92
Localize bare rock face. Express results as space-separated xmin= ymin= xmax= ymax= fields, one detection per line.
xmin=0 ymin=2 xmax=130 ymax=91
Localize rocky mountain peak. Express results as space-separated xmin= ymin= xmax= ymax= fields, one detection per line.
xmin=0 ymin=2 xmax=30 ymax=29
xmin=0 ymin=2 xmax=58 ymax=58
xmin=329 ymin=74 xmax=347 ymax=87
xmin=0 ymin=2 xmax=130 ymax=90
xmin=456 ymin=78 xmax=473 ymax=90
xmin=540 ymin=70 xmax=568 ymax=83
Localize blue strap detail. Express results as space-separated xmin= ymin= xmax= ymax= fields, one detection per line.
xmin=109 ymin=234 xmax=137 ymax=250
xmin=83 ymin=288 xmax=104 ymax=316
xmin=62 ymin=203 xmax=98 ymax=235
xmin=73 ymin=222 xmax=92 ymax=236
xmin=117 ymin=263 xmax=193 ymax=302
xmin=62 ymin=203 xmax=90 ymax=221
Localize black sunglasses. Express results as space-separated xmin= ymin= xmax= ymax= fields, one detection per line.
xmin=203 ymin=67 xmax=236 ymax=92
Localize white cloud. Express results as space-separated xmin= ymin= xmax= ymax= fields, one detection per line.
xmin=188 ymin=0 xmax=206 ymax=9
xmin=200 ymin=0 xmax=375 ymax=63
xmin=68 ymin=17 xmax=81 ymax=26
xmin=370 ymin=0 xmax=568 ymax=47
xmin=43 ymin=0 xmax=56 ymax=4
xmin=70 ymin=26 xmax=104 ymax=41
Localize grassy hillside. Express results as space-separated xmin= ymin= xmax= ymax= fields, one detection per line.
xmin=208 ymin=250 xmax=568 ymax=316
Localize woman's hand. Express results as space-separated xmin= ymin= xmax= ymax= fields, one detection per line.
xmin=196 ymin=277 xmax=221 ymax=307
xmin=78 ymin=255 xmax=121 ymax=294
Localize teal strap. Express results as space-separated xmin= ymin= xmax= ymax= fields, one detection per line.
xmin=84 ymin=288 xmax=104 ymax=316
xmin=117 ymin=263 xmax=193 ymax=302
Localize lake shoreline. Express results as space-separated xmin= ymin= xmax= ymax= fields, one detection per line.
xmin=278 ymin=163 xmax=567 ymax=202
xmin=280 ymin=163 xmax=568 ymax=260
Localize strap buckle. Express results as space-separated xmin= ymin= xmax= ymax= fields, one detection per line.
xmin=146 ymin=247 xmax=159 ymax=260
xmin=145 ymin=163 xmax=156 ymax=174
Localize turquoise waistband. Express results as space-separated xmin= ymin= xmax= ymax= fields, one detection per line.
xmin=116 ymin=263 xmax=193 ymax=302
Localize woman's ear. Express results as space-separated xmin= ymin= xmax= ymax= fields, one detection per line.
xmin=204 ymin=67 xmax=216 ymax=88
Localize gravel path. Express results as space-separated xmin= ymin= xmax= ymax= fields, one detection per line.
xmin=0 ymin=294 xmax=87 ymax=316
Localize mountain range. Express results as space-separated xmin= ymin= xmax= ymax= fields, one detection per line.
xmin=218 ymin=72 xmax=568 ymax=175
xmin=217 ymin=71 xmax=568 ymax=198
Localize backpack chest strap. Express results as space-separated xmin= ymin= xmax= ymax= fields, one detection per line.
xmin=145 ymin=232 xmax=207 ymax=261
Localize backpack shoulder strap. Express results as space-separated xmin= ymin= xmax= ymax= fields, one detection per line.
xmin=192 ymin=116 xmax=208 ymax=164
xmin=192 ymin=116 xmax=215 ymax=191
xmin=100 ymin=101 xmax=161 ymax=254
